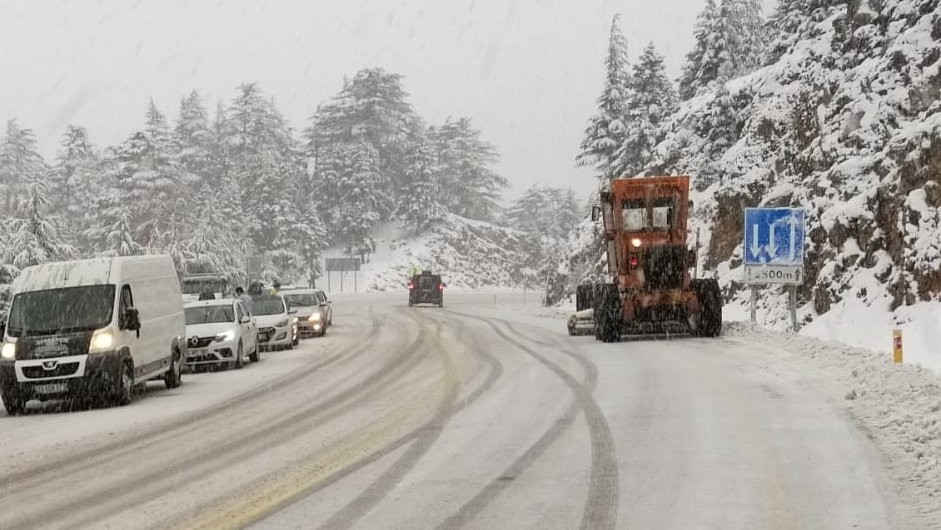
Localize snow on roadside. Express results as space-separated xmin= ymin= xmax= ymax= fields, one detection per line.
xmin=724 ymin=321 xmax=941 ymax=520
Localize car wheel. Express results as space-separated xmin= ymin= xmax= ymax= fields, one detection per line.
xmin=234 ymin=341 xmax=244 ymax=370
xmin=114 ymin=363 xmax=134 ymax=406
xmin=249 ymin=342 xmax=260 ymax=363
xmin=164 ymin=350 xmax=182 ymax=389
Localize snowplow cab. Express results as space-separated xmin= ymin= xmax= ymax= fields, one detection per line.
xmin=589 ymin=175 xmax=721 ymax=341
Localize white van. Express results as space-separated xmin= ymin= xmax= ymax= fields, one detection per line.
xmin=0 ymin=255 xmax=186 ymax=415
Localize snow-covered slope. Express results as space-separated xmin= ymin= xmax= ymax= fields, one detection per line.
xmin=640 ymin=1 xmax=941 ymax=369
xmin=321 ymin=215 xmax=533 ymax=293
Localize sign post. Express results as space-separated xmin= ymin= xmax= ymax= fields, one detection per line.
xmin=893 ymin=329 xmax=903 ymax=364
xmin=325 ymin=257 xmax=362 ymax=294
xmin=743 ymin=208 xmax=806 ymax=331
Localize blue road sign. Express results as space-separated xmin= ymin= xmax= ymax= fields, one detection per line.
xmin=743 ymin=208 xmax=805 ymax=266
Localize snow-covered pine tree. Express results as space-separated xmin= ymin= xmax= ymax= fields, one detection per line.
xmin=53 ymin=125 xmax=102 ymax=250
xmin=576 ymin=14 xmax=631 ymax=181
xmin=6 ymin=177 xmax=73 ymax=269
xmin=433 ymin=117 xmax=507 ymax=221
xmin=175 ymin=90 xmax=213 ymax=178
xmin=679 ymin=0 xmax=764 ymax=99
xmin=0 ymin=120 xmax=47 ymax=211
xmin=305 ymin=68 xmax=422 ymax=223
xmin=732 ymin=0 xmax=766 ymax=75
xmin=335 ymin=140 xmax=382 ymax=257
xmin=616 ymin=43 xmax=677 ymax=177
xmin=399 ymin=134 xmax=446 ymax=233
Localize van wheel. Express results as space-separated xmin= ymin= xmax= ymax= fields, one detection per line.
xmin=113 ymin=363 xmax=134 ymax=406
xmin=2 ymin=387 xmax=24 ymax=415
xmin=234 ymin=341 xmax=244 ymax=370
xmin=164 ymin=350 xmax=182 ymax=389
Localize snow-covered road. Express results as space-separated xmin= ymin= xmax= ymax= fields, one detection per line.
xmin=0 ymin=292 xmax=931 ymax=529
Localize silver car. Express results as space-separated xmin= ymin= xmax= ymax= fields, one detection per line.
xmin=281 ymin=289 xmax=332 ymax=338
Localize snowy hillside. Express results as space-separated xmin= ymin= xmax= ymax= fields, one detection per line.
xmin=321 ymin=215 xmax=534 ymax=293
xmin=645 ymin=1 xmax=941 ymax=369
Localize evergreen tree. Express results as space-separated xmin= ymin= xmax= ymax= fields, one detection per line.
xmin=576 ymin=14 xmax=631 ymax=180
xmin=334 ymin=141 xmax=383 ymax=257
xmin=53 ymin=125 xmax=102 ymax=248
xmin=679 ymin=0 xmax=765 ymax=99
xmin=616 ymin=43 xmax=677 ymax=177
xmin=305 ymin=68 xmax=423 ymax=221
xmin=0 ymin=120 xmax=46 ymax=208
xmin=175 ymin=90 xmax=213 ymax=177
xmin=6 ymin=178 xmax=73 ymax=269
xmin=398 ymin=134 xmax=446 ymax=233
xmin=433 ymin=117 xmax=507 ymax=221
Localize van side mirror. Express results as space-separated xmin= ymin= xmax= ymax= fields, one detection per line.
xmin=122 ymin=308 xmax=141 ymax=332
xmin=288 ymin=308 xmax=298 ymax=315
xmin=240 ymin=316 xmax=252 ymax=324
xmin=591 ymin=206 xmax=601 ymax=222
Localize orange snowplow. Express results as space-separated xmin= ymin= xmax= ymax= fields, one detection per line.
xmin=584 ymin=175 xmax=722 ymax=341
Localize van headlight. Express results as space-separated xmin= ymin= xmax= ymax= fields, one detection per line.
xmin=308 ymin=312 xmax=321 ymax=322
xmin=276 ymin=319 xmax=289 ymax=328
xmin=1 ymin=341 xmax=16 ymax=360
xmin=89 ymin=329 xmax=115 ymax=352
xmin=215 ymin=330 xmax=235 ymax=343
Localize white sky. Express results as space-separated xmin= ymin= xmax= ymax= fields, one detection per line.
xmin=0 ymin=0 xmax=775 ymax=202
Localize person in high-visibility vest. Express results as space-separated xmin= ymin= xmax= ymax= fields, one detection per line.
xmin=270 ymin=281 xmax=281 ymax=296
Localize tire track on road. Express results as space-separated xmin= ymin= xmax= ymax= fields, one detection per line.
xmin=0 ymin=305 xmax=379 ymax=489
xmin=437 ymin=311 xmax=619 ymax=530
xmin=4 ymin=307 xmax=433 ymax=530
xmin=247 ymin=306 xmax=506 ymax=530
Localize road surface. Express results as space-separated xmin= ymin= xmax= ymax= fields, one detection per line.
xmin=0 ymin=293 xmax=908 ymax=529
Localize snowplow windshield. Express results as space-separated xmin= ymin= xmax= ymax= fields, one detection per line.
xmin=622 ymin=199 xmax=646 ymax=231
xmin=7 ymin=285 xmax=116 ymax=337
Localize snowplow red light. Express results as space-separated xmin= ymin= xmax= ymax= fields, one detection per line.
xmin=407 ymin=282 xmax=414 ymax=290
xmin=630 ymin=257 xmax=638 ymax=267
xmin=438 ymin=284 xmax=444 ymax=291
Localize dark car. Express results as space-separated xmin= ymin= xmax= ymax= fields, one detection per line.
xmin=408 ymin=271 xmax=445 ymax=307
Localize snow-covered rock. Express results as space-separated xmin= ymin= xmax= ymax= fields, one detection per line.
xmin=640 ymin=0 xmax=941 ymax=369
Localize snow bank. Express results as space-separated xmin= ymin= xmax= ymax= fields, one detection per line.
xmin=725 ymin=322 xmax=941 ymax=522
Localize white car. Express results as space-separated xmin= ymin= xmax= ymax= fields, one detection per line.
xmin=249 ymin=295 xmax=297 ymax=351
xmin=183 ymin=299 xmax=258 ymax=370
xmin=281 ymin=288 xmax=331 ymax=338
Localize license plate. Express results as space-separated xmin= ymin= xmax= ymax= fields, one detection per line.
xmin=188 ymin=348 xmax=208 ymax=357
xmin=35 ymin=383 xmax=68 ymax=394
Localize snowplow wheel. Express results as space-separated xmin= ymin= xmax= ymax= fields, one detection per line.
xmin=593 ymin=283 xmax=621 ymax=343
xmin=694 ymin=279 xmax=722 ymax=337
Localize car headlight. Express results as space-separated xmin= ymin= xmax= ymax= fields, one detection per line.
xmin=276 ymin=319 xmax=289 ymax=328
xmin=89 ymin=329 xmax=115 ymax=352
xmin=1 ymin=341 xmax=16 ymax=360
xmin=215 ymin=330 xmax=235 ymax=343
xmin=308 ymin=312 xmax=321 ymax=322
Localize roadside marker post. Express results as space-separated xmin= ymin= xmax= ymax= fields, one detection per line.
xmin=893 ymin=329 xmax=903 ymax=364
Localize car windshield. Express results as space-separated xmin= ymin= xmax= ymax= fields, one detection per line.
xmin=182 ymin=278 xmax=226 ymax=295
xmin=185 ymin=305 xmax=234 ymax=325
xmin=251 ymin=297 xmax=285 ymax=315
xmin=7 ymin=285 xmax=115 ymax=337
xmin=284 ymin=294 xmax=317 ymax=307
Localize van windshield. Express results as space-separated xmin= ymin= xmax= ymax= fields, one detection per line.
xmin=7 ymin=285 xmax=116 ymax=337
